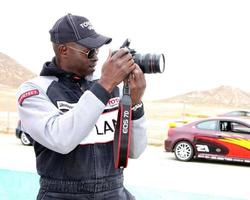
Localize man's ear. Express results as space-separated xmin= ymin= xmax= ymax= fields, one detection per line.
xmin=58 ymin=44 xmax=67 ymax=56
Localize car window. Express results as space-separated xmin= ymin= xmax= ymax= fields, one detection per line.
xmin=220 ymin=121 xmax=231 ymax=132
xmin=231 ymin=122 xmax=250 ymax=134
xmin=196 ymin=120 xmax=218 ymax=130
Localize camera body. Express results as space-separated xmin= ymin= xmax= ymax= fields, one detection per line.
xmin=114 ymin=39 xmax=165 ymax=74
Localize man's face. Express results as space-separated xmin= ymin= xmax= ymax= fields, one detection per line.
xmin=64 ymin=42 xmax=99 ymax=77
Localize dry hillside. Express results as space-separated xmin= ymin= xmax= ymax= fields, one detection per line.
xmin=0 ymin=52 xmax=36 ymax=88
xmin=0 ymin=52 xmax=36 ymax=112
xmin=157 ymin=85 xmax=250 ymax=108
xmin=0 ymin=53 xmax=36 ymax=133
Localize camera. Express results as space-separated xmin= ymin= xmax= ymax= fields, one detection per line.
xmin=114 ymin=39 xmax=165 ymax=74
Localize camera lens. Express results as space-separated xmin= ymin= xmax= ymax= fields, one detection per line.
xmin=133 ymin=53 xmax=165 ymax=74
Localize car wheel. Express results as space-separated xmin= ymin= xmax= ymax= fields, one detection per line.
xmin=174 ymin=141 xmax=194 ymax=161
xmin=20 ymin=132 xmax=32 ymax=146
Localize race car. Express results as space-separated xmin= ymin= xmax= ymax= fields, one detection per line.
xmin=164 ymin=117 xmax=250 ymax=163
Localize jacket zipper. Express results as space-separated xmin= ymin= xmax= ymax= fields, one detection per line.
xmin=76 ymin=82 xmax=84 ymax=93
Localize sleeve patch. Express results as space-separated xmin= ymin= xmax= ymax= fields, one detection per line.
xmin=18 ymin=89 xmax=39 ymax=106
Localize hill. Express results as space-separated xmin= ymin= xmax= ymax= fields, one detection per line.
xmin=0 ymin=52 xmax=37 ymax=113
xmin=0 ymin=52 xmax=36 ymax=88
xmin=156 ymin=85 xmax=250 ymax=108
xmin=145 ymin=86 xmax=250 ymax=145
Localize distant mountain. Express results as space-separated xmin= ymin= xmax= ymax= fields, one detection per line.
xmin=157 ymin=85 xmax=250 ymax=108
xmin=0 ymin=52 xmax=36 ymax=88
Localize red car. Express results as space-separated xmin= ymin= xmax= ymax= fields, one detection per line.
xmin=164 ymin=117 xmax=250 ymax=163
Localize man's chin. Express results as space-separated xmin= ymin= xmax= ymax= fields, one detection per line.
xmin=84 ymin=69 xmax=95 ymax=77
xmin=89 ymin=67 xmax=95 ymax=73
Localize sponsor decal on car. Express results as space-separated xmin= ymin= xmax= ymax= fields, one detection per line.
xmin=196 ymin=144 xmax=210 ymax=152
xmin=219 ymin=138 xmax=250 ymax=150
xmin=197 ymin=154 xmax=250 ymax=163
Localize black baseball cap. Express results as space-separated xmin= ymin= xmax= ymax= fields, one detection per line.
xmin=49 ymin=13 xmax=112 ymax=49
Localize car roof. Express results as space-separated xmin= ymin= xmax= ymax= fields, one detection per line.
xmin=188 ymin=116 xmax=250 ymax=126
xmin=219 ymin=110 xmax=250 ymax=116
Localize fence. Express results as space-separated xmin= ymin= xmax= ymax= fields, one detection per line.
xmin=0 ymin=112 xmax=18 ymax=134
xmin=0 ymin=88 xmax=18 ymax=134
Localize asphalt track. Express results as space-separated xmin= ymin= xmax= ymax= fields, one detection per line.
xmin=0 ymin=169 xmax=243 ymax=200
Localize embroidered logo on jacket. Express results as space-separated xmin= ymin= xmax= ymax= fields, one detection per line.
xmin=18 ymin=89 xmax=39 ymax=106
xmin=57 ymin=101 xmax=76 ymax=112
xmin=106 ymin=97 xmax=120 ymax=109
xmin=102 ymin=97 xmax=120 ymax=114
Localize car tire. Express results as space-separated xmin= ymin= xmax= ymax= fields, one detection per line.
xmin=20 ymin=132 xmax=32 ymax=146
xmin=174 ymin=141 xmax=194 ymax=161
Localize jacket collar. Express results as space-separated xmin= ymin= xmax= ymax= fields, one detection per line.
xmin=40 ymin=57 xmax=83 ymax=81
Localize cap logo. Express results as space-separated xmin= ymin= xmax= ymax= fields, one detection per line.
xmin=80 ymin=21 xmax=94 ymax=30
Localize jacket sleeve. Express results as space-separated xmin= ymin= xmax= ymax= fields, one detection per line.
xmin=17 ymin=81 xmax=109 ymax=154
xmin=129 ymin=115 xmax=147 ymax=158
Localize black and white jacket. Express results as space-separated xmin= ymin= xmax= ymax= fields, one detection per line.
xmin=17 ymin=59 xmax=147 ymax=180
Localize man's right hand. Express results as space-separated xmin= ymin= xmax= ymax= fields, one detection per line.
xmin=98 ymin=48 xmax=136 ymax=93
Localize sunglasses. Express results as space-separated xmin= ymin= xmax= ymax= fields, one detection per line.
xmin=67 ymin=46 xmax=99 ymax=59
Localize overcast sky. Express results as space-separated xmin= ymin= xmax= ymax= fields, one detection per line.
xmin=1 ymin=0 xmax=250 ymax=100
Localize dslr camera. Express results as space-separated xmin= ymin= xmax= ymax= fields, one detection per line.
xmin=114 ymin=39 xmax=165 ymax=74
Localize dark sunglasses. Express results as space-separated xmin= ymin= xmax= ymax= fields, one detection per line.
xmin=67 ymin=46 xmax=99 ymax=59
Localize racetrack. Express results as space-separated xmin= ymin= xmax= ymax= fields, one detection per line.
xmin=0 ymin=133 xmax=249 ymax=199
xmin=125 ymin=146 xmax=250 ymax=199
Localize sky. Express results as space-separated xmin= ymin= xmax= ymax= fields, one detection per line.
xmin=1 ymin=0 xmax=250 ymax=100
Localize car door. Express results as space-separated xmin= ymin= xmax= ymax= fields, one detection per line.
xmin=217 ymin=120 xmax=250 ymax=160
xmin=193 ymin=119 xmax=229 ymax=157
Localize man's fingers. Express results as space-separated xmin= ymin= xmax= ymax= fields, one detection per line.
xmin=131 ymin=65 xmax=144 ymax=80
xmin=111 ymin=48 xmax=133 ymax=61
xmin=107 ymin=49 xmax=112 ymax=59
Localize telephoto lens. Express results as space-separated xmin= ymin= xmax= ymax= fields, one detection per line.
xmin=133 ymin=53 xmax=165 ymax=74
xmin=113 ymin=38 xmax=166 ymax=74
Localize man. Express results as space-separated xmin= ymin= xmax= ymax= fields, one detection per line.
xmin=17 ymin=13 xmax=147 ymax=200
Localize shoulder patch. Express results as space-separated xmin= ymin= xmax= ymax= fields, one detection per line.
xmin=18 ymin=89 xmax=39 ymax=106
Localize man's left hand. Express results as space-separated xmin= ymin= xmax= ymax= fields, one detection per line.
xmin=127 ymin=64 xmax=146 ymax=105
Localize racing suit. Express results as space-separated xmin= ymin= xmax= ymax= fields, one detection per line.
xmin=17 ymin=58 xmax=147 ymax=200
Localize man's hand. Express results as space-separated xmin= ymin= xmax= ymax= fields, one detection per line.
xmin=127 ymin=64 xmax=146 ymax=106
xmin=98 ymin=48 xmax=136 ymax=92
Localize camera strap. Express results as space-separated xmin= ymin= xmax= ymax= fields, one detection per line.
xmin=113 ymin=82 xmax=132 ymax=168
